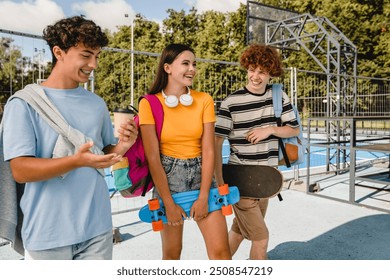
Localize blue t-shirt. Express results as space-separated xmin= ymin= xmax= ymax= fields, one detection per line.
xmin=3 ymin=86 xmax=116 ymax=251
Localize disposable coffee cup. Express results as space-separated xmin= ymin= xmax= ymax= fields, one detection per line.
xmin=113 ymin=107 xmax=135 ymax=137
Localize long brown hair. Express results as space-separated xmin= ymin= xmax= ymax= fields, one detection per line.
xmin=148 ymin=44 xmax=195 ymax=94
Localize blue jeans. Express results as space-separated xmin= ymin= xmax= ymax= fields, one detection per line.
xmin=153 ymin=154 xmax=216 ymax=197
xmin=24 ymin=230 xmax=113 ymax=260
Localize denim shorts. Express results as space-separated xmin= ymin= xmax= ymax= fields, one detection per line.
xmin=24 ymin=230 xmax=113 ymax=260
xmin=153 ymin=154 xmax=216 ymax=197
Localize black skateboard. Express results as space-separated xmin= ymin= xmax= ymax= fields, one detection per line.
xmin=222 ymin=164 xmax=283 ymax=199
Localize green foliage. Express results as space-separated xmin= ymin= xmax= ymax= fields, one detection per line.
xmin=1 ymin=1 xmax=388 ymax=110
xmin=162 ymin=8 xmax=199 ymax=47
xmin=94 ymin=4 xmax=249 ymax=110
xmin=93 ymin=0 xmax=390 ymax=108
xmin=95 ymin=14 xmax=164 ymax=111
xmin=0 ymin=37 xmax=37 ymax=105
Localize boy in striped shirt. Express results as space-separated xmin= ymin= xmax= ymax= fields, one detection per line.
xmin=215 ymin=44 xmax=299 ymax=260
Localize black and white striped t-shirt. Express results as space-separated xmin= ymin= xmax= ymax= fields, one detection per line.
xmin=215 ymin=86 xmax=299 ymax=166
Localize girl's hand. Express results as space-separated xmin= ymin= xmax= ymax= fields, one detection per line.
xmin=165 ymin=204 xmax=187 ymax=226
xmin=190 ymin=197 xmax=209 ymax=221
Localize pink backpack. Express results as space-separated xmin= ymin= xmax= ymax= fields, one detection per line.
xmin=111 ymin=94 xmax=163 ymax=197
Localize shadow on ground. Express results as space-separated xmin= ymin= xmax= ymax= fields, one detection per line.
xmin=268 ymin=214 xmax=390 ymax=260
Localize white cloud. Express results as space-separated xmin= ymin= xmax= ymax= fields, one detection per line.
xmin=0 ymin=0 xmax=247 ymax=36
xmin=0 ymin=0 xmax=65 ymax=35
xmin=190 ymin=0 xmax=246 ymax=14
xmin=0 ymin=0 xmax=136 ymax=35
xmin=71 ymin=0 xmax=136 ymax=32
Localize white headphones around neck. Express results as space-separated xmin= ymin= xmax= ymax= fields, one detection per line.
xmin=162 ymin=87 xmax=193 ymax=108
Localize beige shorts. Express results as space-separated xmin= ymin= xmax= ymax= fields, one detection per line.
xmin=231 ymin=198 xmax=269 ymax=241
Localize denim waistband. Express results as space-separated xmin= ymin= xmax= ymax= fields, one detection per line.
xmin=160 ymin=154 xmax=202 ymax=166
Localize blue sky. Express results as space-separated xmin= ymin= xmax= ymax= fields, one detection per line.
xmin=0 ymin=0 xmax=246 ymax=34
xmin=0 ymin=0 xmax=245 ymax=63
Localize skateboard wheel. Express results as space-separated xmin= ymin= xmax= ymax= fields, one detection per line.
xmin=221 ymin=204 xmax=233 ymax=216
xmin=151 ymin=220 xmax=163 ymax=231
xmin=218 ymin=184 xmax=229 ymax=195
xmin=148 ymin=198 xmax=160 ymax=210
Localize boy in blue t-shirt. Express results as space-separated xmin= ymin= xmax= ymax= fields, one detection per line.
xmin=2 ymin=16 xmax=137 ymax=260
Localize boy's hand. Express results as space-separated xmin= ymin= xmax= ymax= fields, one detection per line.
xmin=118 ymin=119 xmax=138 ymax=148
xmin=76 ymin=141 xmax=122 ymax=169
xmin=246 ymin=127 xmax=273 ymax=144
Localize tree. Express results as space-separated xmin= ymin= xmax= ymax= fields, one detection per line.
xmin=3 ymin=1 xmax=387 ymax=112
xmin=95 ymin=14 xmax=163 ymax=110
xmin=161 ymin=8 xmax=200 ymax=47
xmin=0 ymin=38 xmax=23 ymax=104
xmin=193 ymin=4 xmax=248 ymax=102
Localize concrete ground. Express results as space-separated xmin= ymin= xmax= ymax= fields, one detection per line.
xmin=110 ymin=186 xmax=390 ymax=260
xmin=2 ymin=180 xmax=389 ymax=260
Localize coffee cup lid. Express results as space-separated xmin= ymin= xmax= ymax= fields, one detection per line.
xmin=113 ymin=107 xmax=135 ymax=114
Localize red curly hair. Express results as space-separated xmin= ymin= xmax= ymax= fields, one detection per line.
xmin=240 ymin=44 xmax=283 ymax=77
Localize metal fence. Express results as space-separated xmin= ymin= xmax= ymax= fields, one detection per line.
xmin=1 ymin=34 xmax=389 ymax=174
xmin=91 ymin=50 xmax=389 ymax=184
xmin=288 ymin=69 xmax=390 ymax=129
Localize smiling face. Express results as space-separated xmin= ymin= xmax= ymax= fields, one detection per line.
xmin=51 ymin=43 xmax=101 ymax=88
xmin=246 ymin=65 xmax=271 ymax=94
xmin=164 ymin=50 xmax=197 ymax=89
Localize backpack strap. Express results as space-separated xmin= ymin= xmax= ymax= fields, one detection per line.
xmin=272 ymin=83 xmax=283 ymax=119
xmin=272 ymin=83 xmax=292 ymax=169
xmin=271 ymin=85 xmax=287 ymax=201
xmin=138 ymin=94 xmax=164 ymax=196
xmin=142 ymin=173 xmax=152 ymax=197
xmin=140 ymin=94 xmax=164 ymax=140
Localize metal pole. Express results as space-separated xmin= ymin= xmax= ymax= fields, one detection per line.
xmin=124 ymin=14 xmax=134 ymax=106
xmin=131 ymin=20 xmax=134 ymax=106
xmin=91 ymin=71 xmax=95 ymax=93
xmin=9 ymin=43 xmax=12 ymax=95
xmin=38 ymin=51 xmax=42 ymax=81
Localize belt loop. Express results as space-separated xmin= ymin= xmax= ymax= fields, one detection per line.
xmin=197 ymin=156 xmax=202 ymax=166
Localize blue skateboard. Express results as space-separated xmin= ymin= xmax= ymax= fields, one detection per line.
xmin=138 ymin=185 xmax=240 ymax=231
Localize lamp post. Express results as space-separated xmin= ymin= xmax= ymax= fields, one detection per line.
xmin=125 ymin=14 xmax=134 ymax=106
xmin=34 ymin=48 xmax=45 ymax=83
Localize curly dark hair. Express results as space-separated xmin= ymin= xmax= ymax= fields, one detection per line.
xmin=240 ymin=44 xmax=283 ymax=77
xmin=43 ymin=15 xmax=109 ymax=66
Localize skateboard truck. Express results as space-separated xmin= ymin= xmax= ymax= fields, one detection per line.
xmin=147 ymin=198 xmax=164 ymax=231
xmin=216 ymin=184 xmax=233 ymax=216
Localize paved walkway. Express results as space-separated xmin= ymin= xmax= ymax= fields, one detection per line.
xmin=1 ymin=182 xmax=389 ymax=260
xmin=110 ymin=187 xmax=390 ymax=260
